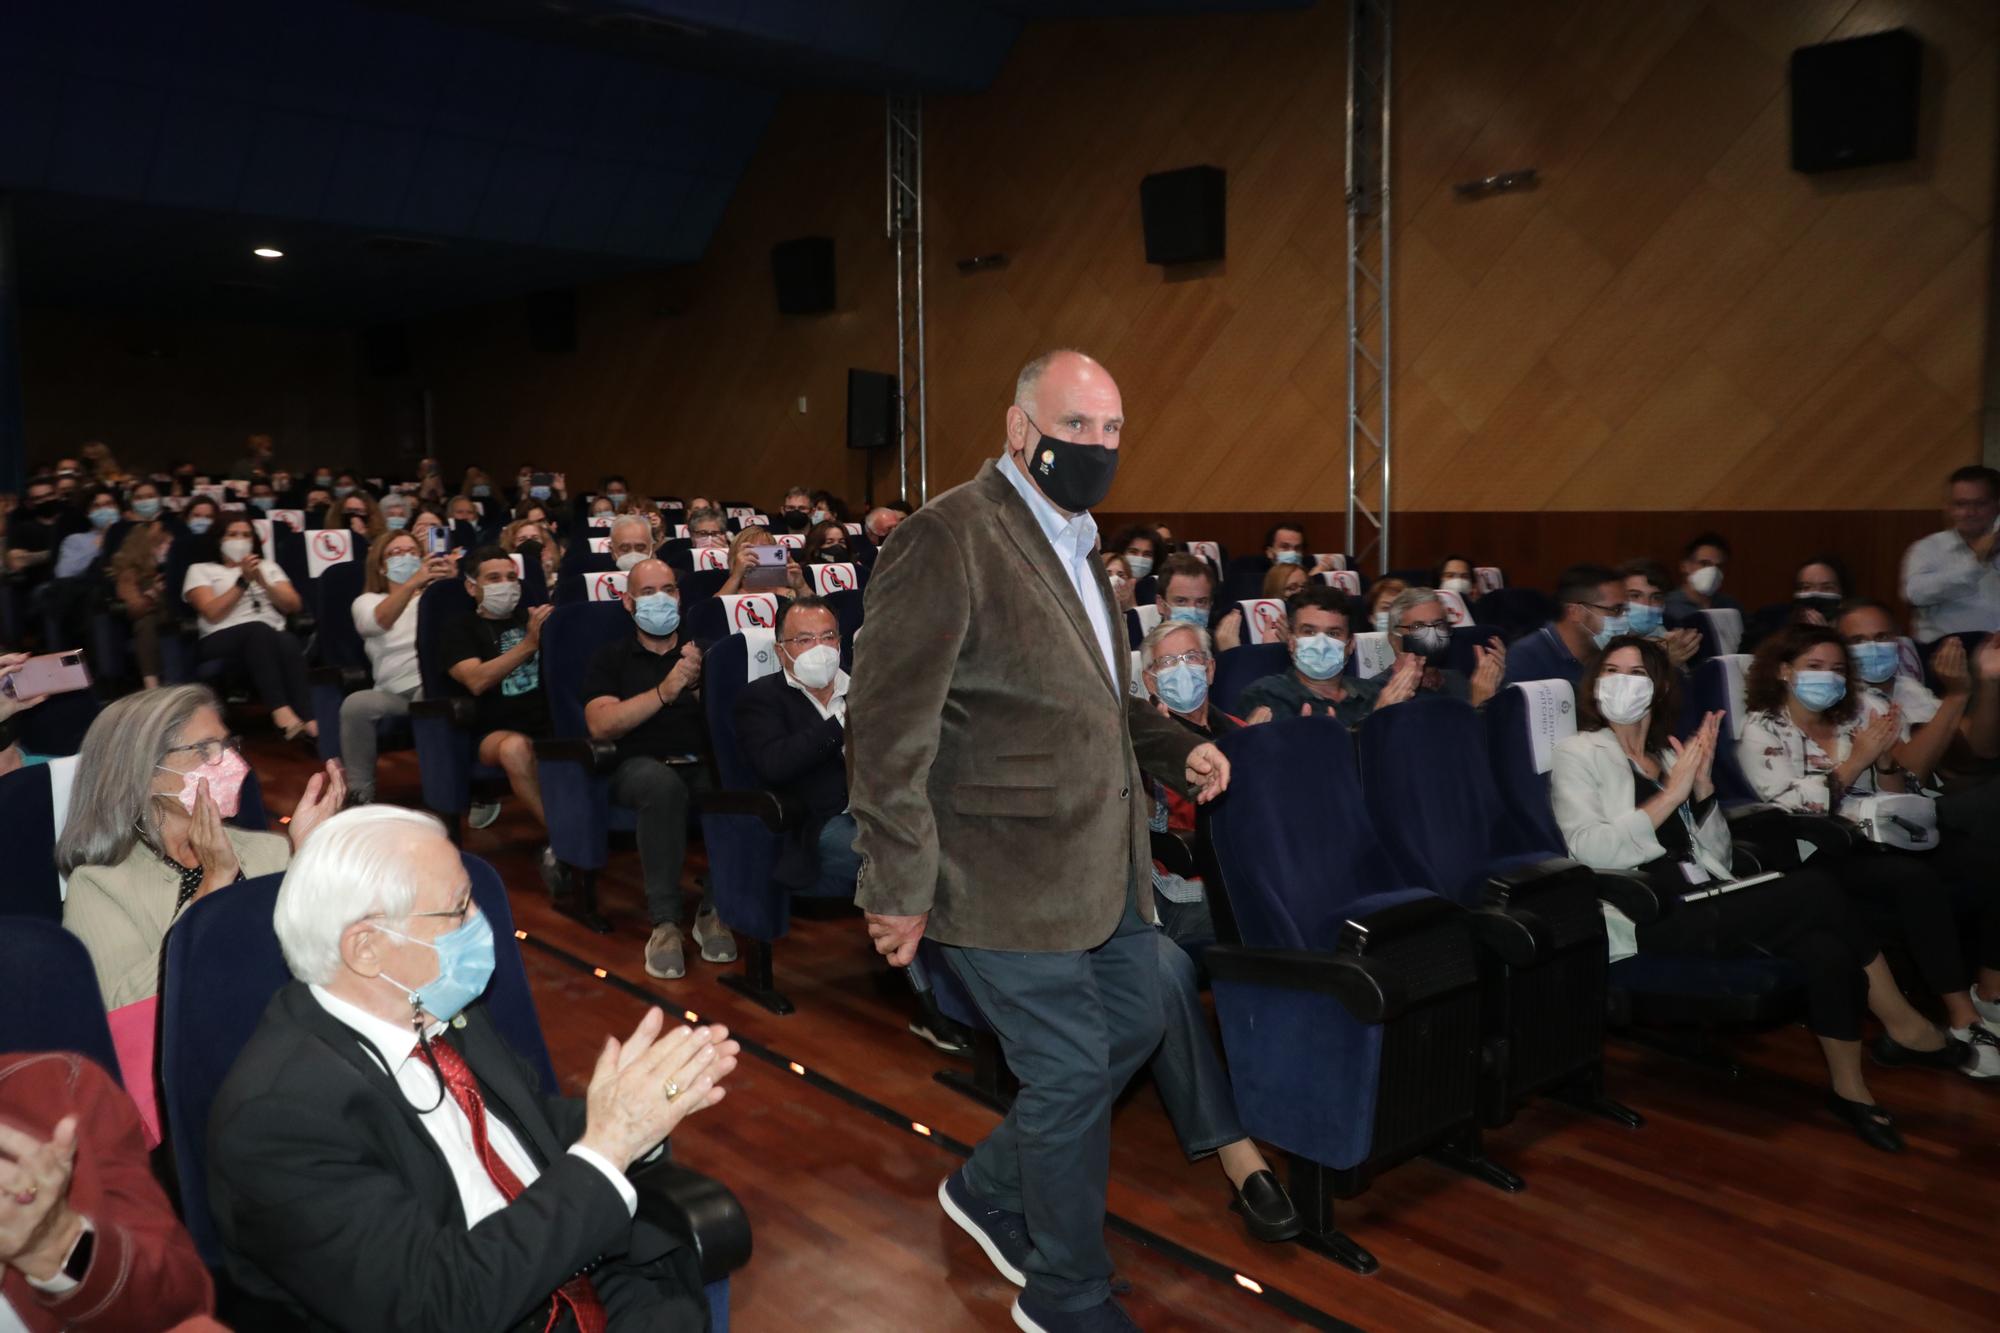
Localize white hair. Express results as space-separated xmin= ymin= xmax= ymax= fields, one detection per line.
xmin=1141 ymin=619 xmax=1211 ymax=666
xmin=274 ymin=805 xmax=447 ymax=984
xmin=609 ymin=513 xmax=652 ymax=546
xmin=378 ymin=493 xmax=412 ymax=516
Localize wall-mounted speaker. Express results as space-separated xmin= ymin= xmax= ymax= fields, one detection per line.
xmin=526 ymin=289 xmax=577 ymax=355
xmin=1139 ymin=165 xmax=1226 ymax=265
xmin=771 ymin=236 xmax=836 ymax=314
xmin=1790 ymin=29 xmax=1922 ymax=173
xmin=847 ymin=369 xmax=897 ymax=451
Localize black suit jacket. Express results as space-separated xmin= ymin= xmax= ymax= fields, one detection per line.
xmin=207 ymin=983 xmax=704 ymax=1332
xmin=733 ymin=670 xmax=848 ymax=889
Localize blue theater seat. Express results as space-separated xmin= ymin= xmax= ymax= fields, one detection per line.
xmin=0 ymin=918 xmax=122 ymax=1083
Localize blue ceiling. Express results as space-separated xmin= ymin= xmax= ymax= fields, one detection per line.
xmin=0 ymin=0 xmax=1309 ymax=325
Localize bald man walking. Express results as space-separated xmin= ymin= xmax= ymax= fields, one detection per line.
xmin=848 ymin=350 xmax=1230 ymax=1331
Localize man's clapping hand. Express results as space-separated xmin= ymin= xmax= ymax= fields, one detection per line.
xmin=577 ymin=1008 xmax=737 ymax=1170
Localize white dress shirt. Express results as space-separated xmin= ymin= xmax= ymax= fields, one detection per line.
xmin=783 ymin=665 xmax=850 ymax=724
xmin=309 ymin=986 xmax=634 ymax=1223
xmin=998 ymin=452 xmax=1122 ymax=692
xmin=1901 ymin=527 xmax=2000 ymax=642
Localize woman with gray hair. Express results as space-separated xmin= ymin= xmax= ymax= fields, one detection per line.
xmin=58 ymin=685 xmax=344 ymax=1011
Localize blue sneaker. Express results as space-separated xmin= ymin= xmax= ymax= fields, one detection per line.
xmin=937 ymin=1168 xmax=1030 ymax=1287
xmin=1012 ymin=1292 xmax=1141 ymax=1332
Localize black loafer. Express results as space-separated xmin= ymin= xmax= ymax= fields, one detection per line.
xmin=1870 ymin=1032 xmax=1970 ymax=1071
xmin=1229 ymin=1169 xmax=1303 ymax=1243
xmin=1825 ymin=1092 xmax=1904 ymax=1153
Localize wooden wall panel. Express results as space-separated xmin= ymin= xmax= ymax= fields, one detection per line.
xmin=401 ymin=0 xmax=1994 ymax=522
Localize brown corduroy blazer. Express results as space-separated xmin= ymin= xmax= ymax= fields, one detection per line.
xmin=848 ymin=457 xmax=1199 ymax=952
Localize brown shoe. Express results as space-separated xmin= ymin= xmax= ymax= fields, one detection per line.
xmin=645 ymin=924 xmax=686 ymax=980
xmin=692 ymin=905 xmax=738 ymax=964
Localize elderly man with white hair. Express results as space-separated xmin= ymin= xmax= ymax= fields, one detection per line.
xmin=207 ymin=805 xmax=739 ymax=1332
xmin=862 ymin=506 xmax=903 ymax=545
xmin=606 ymin=514 xmax=656 ymax=573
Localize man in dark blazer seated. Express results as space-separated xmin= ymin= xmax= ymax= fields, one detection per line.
xmin=206 ymin=805 xmax=740 ymax=1332
xmin=849 ymin=349 xmax=1231 ymax=1332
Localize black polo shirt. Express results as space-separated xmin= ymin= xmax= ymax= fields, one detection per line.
xmin=583 ymin=634 xmax=710 ymax=765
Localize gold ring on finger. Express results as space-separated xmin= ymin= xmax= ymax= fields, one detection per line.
xmin=663 ymin=1078 xmax=681 ymax=1101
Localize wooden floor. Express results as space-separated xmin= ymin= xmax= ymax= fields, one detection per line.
xmin=250 ymin=737 xmax=2000 ymax=1333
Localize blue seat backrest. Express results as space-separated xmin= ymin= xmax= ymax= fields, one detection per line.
xmin=1212 ymin=643 xmax=1288 ymax=716
xmin=823 ymin=589 xmax=865 ymax=647
xmin=1484 ymin=683 xmax=1568 ymax=852
xmin=416 ymin=580 xmax=477 ymax=700
xmin=1210 ymin=717 xmax=1408 ymax=951
xmin=270 ymin=525 xmax=310 ymax=588
xmin=314 ymin=559 xmax=372 ymax=672
xmin=541 ymin=603 xmax=634 ymax=738
xmin=161 ymin=852 xmax=552 ymax=1267
xmin=1689 ymin=654 xmax=1758 ymax=803
xmin=702 ymin=635 xmax=761 ymax=791
xmin=682 ymin=568 xmax=728 ymax=603
xmin=1470 ymin=587 xmax=1553 ymax=642
xmin=0 ymin=918 xmax=121 ymax=1081
xmin=0 ymin=766 xmax=63 ymax=920
xmin=17 ymin=688 xmax=102 ymax=758
xmin=1357 ymin=695 xmax=1523 ymax=904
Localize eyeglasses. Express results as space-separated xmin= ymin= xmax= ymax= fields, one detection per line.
xmin=375 ymin=892 xmax=474 ymax=926
xmin=1152 ymin=650 xmax=1212 ymax=670
xmin=1582 ymin=602 xmax=1623 ymax=616
xmin=782 ymin=630 xmax=841 ymax=651
xmin=164 ymin=735 xmax=243 ymax=765
xmin=1400 ymin=619 xmax=1447 ymax=634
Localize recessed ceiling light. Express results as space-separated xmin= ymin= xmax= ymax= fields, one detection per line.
xmin=252 ymin=247 xmax=284 ymax=259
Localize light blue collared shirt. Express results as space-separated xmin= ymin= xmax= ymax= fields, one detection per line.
xmin=1000 ymin=452 xmax=1122 ymax=693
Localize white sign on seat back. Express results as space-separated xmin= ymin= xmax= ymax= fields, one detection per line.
xmin=1895 ymin=636 xmax=1922 ymax=681
xmin=586 ymin=571 xmax=628 ymax=602
xmin=694 ymin=546 xmax=730 ymax=572
xmin=510 ymin=553 xmax=526 ymax=579
xmin=50 ymin=755 xmax=79 ymax=899
xmin=1352 ymin=631 xmax=1396 ymax=679
xmin=587 ymin=515 xmax=614 ymax=529
xmin=1185 ymin=541 xmax=1221 ymax=573
xmin=251 ymin=519 xmax=274 ymax=552
xmin=1315 ymin=553 xmax=1347 ymax=571
xmin=744 ymin=628 xmax=781 ymax=681
xmin=812 ymin=562 xmax=860 ymax=595
xmin=305 ymin=529 xmax=354 ymax=577
xmin=674 ymin=524 xmax=691 ymax=539
xmin=775 ymin=533 xmax=804 ymax=550
xmin=844 ymin=523 xmax=864 ymax=536
xmin=726 ymin=507 xmax=756 ymax=522
xmin=268 ymin=509 xmax=305 ymax=533
xmin=1435 ymin=588 xmax=1470 ymax=626
xmin=1319 ymin=570 xmax=1361 ymax=596
xmin=1238 ymin=598 xmax=1289 ymax=646
xmin=587 ymin=536 xmax=611 ymax=554
xmin=1702 ymin=607 xmax=1744 ymax=657
xmin=1133 ymin=603 xmax=1162 ymax=637
xmin=1128 ymin=649 xmax=1147 ymax=697
xmin=1513 ymin=679 xmax=1577 ymax=775
xmin=719 ymin=593 xmax=780 ymax=633
xmin=1718 ymin=652 xmax=1752 ymax=740
xmin=739 ymin=513 xmax=769 ymax=528
xmin=1475 ymin=566 xmax=1505 ymax=593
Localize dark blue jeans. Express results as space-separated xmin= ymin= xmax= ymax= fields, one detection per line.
xmin=943 ymin=890 xmax=1163 ymax=1311
xmin=1148 ymin=928 xmax=1244 ymax=1160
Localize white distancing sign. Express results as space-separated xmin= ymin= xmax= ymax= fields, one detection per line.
xmin=587 ymin=571 xmax=628 ymax=603
xmin=720 ymin=593 xmax=780 ymax=633
xmin=305 ymin=529 xmax=354 ymax=577
xmin=812 ymin=562 xmax=860 ymax=595
xmin=588 ymin=536 xmax=611 ymax=554
xmin=1513 ymin=679 xmax=1577 ymax=775
xmin=694 ymin=546 xmax=730 ymax=572
xmin=1239 ymin=598 xmax=1288 ymax=646
xmin=1352 ymin=631 xmax=1396 ymax=679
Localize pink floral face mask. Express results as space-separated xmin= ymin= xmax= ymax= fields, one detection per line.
xmin=158 ymin=747 xmax=250 ymax=818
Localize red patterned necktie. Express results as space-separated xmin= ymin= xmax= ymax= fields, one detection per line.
xmin=422 ymin=1037 xmax=609 ymax=1333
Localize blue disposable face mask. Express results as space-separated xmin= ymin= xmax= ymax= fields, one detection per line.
xmin=384 ymin=514 xmax=408 ymax=531
xmin=1164 ymin=605 xmax=1208 ymax=627
xmin=248 ymin=496 xmax=273 ymax=512
xmin=1294 ymin=633 xmax=1346 ymax=680
xmin=633 ymin=590 xmax=681 ymax=638
xmin=471 ymin=485 xmax=491 ymax=498
xmin=529 ymin=485 xmax=551 ymax=501
xmin=1590 ymin=609 xmax=1629 ymax=650
xmin=608 ymin=492 xmax=627 ymax=510
xmin=333 ymin=485 xmax=355 ymax=498
xmin=1625 ymin=602 xmax=1663 ymax=637
xmin=1850 ymin=641 xmax=1899 ymax=685
xmin=187 ymin=516 xmax=213 ymax=535
xmin=378 ymin=910 xmax=495 ymax=1024
xmin=132 ymin=497 xmax=163 ymax=520
xmin=386 ymin=553 xmax=422 ymax=584
xmin=1155 ymin=662 xmax=1209 ymax=714
xmin=1791 ymin=669 xmax=1847 ymax=713
xmin=1273 ymin=550 xmax=1303 ymax=566
xmin=89 ymin=506 xmax=118 ymax=529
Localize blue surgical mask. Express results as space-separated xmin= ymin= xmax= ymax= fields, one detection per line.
xmin=1591 ymin=611 xmax=1629 ymax=650
xmin=187 ymin=516 xmax=213 ymax=535
xmin=1294 ymin=633 xmax=1346 ymax=680
xmin=471 ymin=484 xmax=491 ymax=498
xmin=333 ymin=484 xmax=355 ymax=498
xmin=248 ymin=496 xmax=273 ymax=512
xmin=1273 ymin=550 xmax=1303 ymax=566
xmin=1155 ymin=662 xmax=1209 ymax=714
xmin=1165 ymin=605 xmax=1208 ymax=627
xmin=1124 ymin=554 xmax=1155 ymax=581
xmin=379 ymin=910 xmax=495 ymax=1025
xmin=608 ymin=493 xmax=627 ymax=510
xmin=1791 ymin=669 xmax=1847 ymax=713
xmin=385 ymin=514 xmax=408 ymax=531
xmin=633 ymin=591 xmax=681 ymax=638
xmin=132 ymin=497 xmax=162 ymax=520
xmin=89 ymin=506 xmax=118 ymax=529
xmin=1849 ymin=641 xmax=1899 ymax=685
xmin=1625 ymin=602 xmax=1663 ymax=637
xmin=386 ymin=553 xmax=422 ymax=584
xmin=529 ymin=485 xmax=551 ymax=501
xmin=314 ymin=473 xmax=334 ymax=488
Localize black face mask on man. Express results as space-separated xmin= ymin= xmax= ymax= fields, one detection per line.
xmin=1020 ymin=414 xmax=1118 ymax=513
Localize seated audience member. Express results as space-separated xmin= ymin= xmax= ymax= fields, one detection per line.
xmin=718 ymin=527 xmax=806 ymax=600
xmin=583 ymin=559 xmax=734 ymax=980
xmin=1437 ymin=553 xmax=1479 ymax=603
xmin=1664 ymin=531 xmax=1739 ymax=620
xmin=1260 ymin=561 xmax=1309 ymax=600
xmin=343 ymin=532 xmax=455 ymax=805
xmin=585 ymin=494 xmax=616 ymax=523
xmin=1236 ymin=587 xmax=1402 ymax=726
xmin=109 ymin=520 xmax=170 ymax=688
xmin=80 ymin=438 xmax=131 ymax=487
xmin=442 ymin=546 xmax=553 ymax=830
xmin=1553 ymin=638 xmax=1963 ymax=1150
xmin=1618 ymin=559 xmax=1700 ymax=669
xmin=779 ymin=485 xmax=814 ymax=531
xmin=0 ymin=1051 xmax=217 ymax=1331
xmin=52 ymin=487 xmax=120 ymax=579
xmin=330 ymin=471 xmax=365 ymax=502
xmin=4 ymin=477 xmax=61 ymax=581
xmin=210 ymin=806 xmax=738 ymax=1332
xmin=1902 ymin=464 xmax=2000 ymax=643
xmin=1745 ymin=555 xmax=1851 ymax=651
xmin=1108 ymin=524 xmax=1167 ymax=584
xmin=503 ymin=518 xmax=563 ymax=586
xmin=808 ymin=491 xmax=846 ymax=525
xmin=800 ymin=520 xmax=853 ymax=567
xmin=1503 ymin=563 xmax=1626 ymax=689
xmin=410 ymin=507 xmax=450 ymax=552
xmin=377 ymin=491 xmax=415 ymax=533
xmin=864 ymin=506 xmax=903 ymax=545
xmin=180 ymin=495 xmax=221 ymax=539
xmin=1739 ymin=624 xmax=2000 ymax=1072
xmin=1155 ymin=553 xmax=1219 ymax=636
xmin=446 ymin=493 xmax=485 ymax=534
xmin=607 ymin=514 xmax=655 ymax=573
xmin=1362 ymin=577 xmax=1406 ymax=635
xmin=734 ymin=596 xmax=854 ymax=896
xmin=57 ymin=684 xmax=341 ymax=1010
xmin=1387 ymin=586 xmax=1505 ymax=706
xmin=125 ymin=479 xmax=165 ymax=524
xmin=684 ymin=497 xmax=721 ymax=523
xmin=1102 ymin=551 xmax=1137 ymax=613
xmin=685 ymin=506 xmax=730 ymax=550
xmin=600 ymin=475 xmax=633 ymax=512
xmin=246 ymin=478 xmax=277 ymax=512
xmin=228 ymin=430 xmax=276 ymax=479
xmin=183 ymin=516 xmax=314 ymax=740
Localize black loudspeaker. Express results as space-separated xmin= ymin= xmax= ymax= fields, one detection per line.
xmin=771 ymin=236 xmax=836 ymax=314
xmin=1790 ymin=29 xmax=1921 ymax=173
xmin=526 ymin=289 xmax=577 ymax=354
xmin=846 ymin=370 xmax=898 ymax=451
xmin=362 ymin=323 xmax=410 ymax=378
xmin=1139 ymin=165 xmax=1226 ymax=265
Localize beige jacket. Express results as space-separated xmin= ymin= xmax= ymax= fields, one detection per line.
xmin=63 ymin=828 xmax=291 ymax=1008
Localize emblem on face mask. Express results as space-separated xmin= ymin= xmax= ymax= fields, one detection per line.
xmin=1038 ymin=450 xmax=1055 ymax=474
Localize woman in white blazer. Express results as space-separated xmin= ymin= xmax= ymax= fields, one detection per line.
xmin=1553 ymin=636 xmax=1962 ymax=1152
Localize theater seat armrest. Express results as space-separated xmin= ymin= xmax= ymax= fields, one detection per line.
xmin=409 ymin=696 xmax=477 ymax=728
xmin=1482 ymin=856 xmax=1593 ymax=909
xmin=696 ymin=788 xmax=801 ymax=833
xmin=1149 ymin=829 xmax=1195 ymax=879
xmin=1589 ymin=868 xmax=1669 ymax=925
xmin=308 ymin=665 xmax=370 ymax=692
xmin=1204 ymin=944 xmax=1405 ymax=1023
xmin=1466 ymin=907 xmax=1546 ymax=967
xmin=630 ymin=1159 xmax=752 ymax=1285
xmin=1725 ymin=803 xmax=1858 ymax=865
xmin=532 ymin=736 xmax=621 ymax=773
xmin=287 ymin=612 xmax=317 ymax=636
